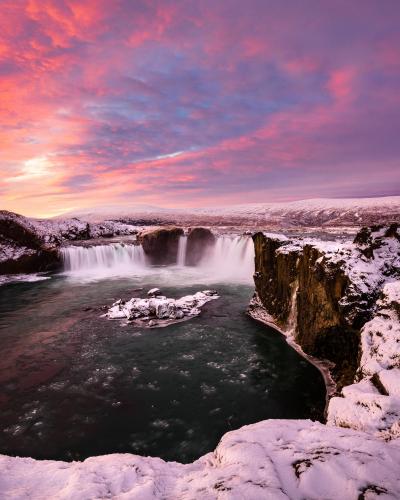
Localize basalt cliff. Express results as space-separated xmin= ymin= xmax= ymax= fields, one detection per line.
xmin=0 ymin=210 xmax=138 ymax=276
xmin=249 ymin=224 xmax=400 ymax=439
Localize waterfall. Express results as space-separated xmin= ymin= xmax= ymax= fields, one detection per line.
xmin=60 ymin=235 xmax=254 ymax=284
xmin=199 ymin=236 xmax=254 ymax=282
xmin=177 ymin=236 xmax=188 ymax=266
xmin=61 ymin=243 xmax=147 ymax=276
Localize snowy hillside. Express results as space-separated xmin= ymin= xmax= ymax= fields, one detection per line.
xmin=66 ymin=196 xmax=400 ymax=228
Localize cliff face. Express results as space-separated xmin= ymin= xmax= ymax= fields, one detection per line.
xmin=252 ymin=234 xmax=358 ymax=389
xmin=251 ymin=224 xmax=400 ymax=439
xmin=0 ymin=212 xmax=61 ymax=274
xmin=138 ymin=227 xmax=184 ymax=265
xmin=185 ymin=227 xmax=215 ymax=266
xmin=0 ymin=210 xmax=138 ymax=276
xmin=251 ymin=225 xmax=400 ymax=390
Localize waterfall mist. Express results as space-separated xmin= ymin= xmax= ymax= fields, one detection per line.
xmin=61 ymin=235 xmax=254 ymax=284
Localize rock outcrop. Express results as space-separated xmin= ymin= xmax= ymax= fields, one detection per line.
xmin=185 ymin=227 xmax=215 ymax=266
xmin=327 ymin=281 xmax=400 ymax=439
xmin=138 ymin=227 xmax=184 ymax=265
xmin=0 ymin=210 xmax=138 ymax=277
xmin=0 ymin=211 xmax=61 ymax=274
xmin=250 ymin=224 xmax=400 ymax=438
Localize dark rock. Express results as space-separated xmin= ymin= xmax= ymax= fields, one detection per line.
xmin=0 ymin=211 xmax=42 ymax=250
xmin=0 ymin=248 xmax=61 ymax=274
xmin=0 ymin=211 xmax=61 ymax=274
xmin=138 ymin=227 xmax=184 ymax=265
xmin=185 ymin=227 xmax=215 ymax=266
xmin=252 ymin=232 xmax=360 ymax=390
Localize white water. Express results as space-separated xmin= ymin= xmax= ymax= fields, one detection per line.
xmin=61 ymin=244 xmax=147 ymax=279
xmin=199 ymin=236 xmax=254 ymax=282
xmin=61 ymin=236 xmax=254 ymax=284
xmin=177 ymin=236 xmax=188 ymax=266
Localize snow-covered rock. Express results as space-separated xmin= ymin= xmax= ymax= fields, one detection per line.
xmin=328 ymin=281 xmax=400 ymax=439
xmin=107 ymin=290 xmax=219 ymax=326
xmin=1 ymin=419 xmax=400 ymax=499
xmin=0 ymin=210 xmax=138 ymax=276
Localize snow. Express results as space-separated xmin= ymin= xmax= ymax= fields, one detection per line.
xmin=0 ymin=209 xmax=137 ymax=250
xmin=327 ymin=280 xmax=400 ymax=439
xmin=107 ymin=290 xmax=219 ymax=325
xmin=1 ymin=419 xmax=400 ymax=499
xmin=0 ymin=244 xmax=35 ymax=264
xmin=64 ymin=196 xmax=400 ymax=227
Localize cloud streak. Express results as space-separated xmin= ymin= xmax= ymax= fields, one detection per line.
xmin=0 ymin=0 xmax=399 ymax=216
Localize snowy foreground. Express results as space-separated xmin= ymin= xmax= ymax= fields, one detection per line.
xmin=1 ymin=420 xmax=399 ymax=499
xmin=107 ymin=290 xmax=219 ymax=327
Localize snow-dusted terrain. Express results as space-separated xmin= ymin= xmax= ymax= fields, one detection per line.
xmin=251 ymin=225 xmax=400 ymax=442
xmin=1 ymin=419 xmax=399 ymax=499
xmin=328 ymin=281 xmax=400 ymax=439
xmin=67 ymin=196 xmax=400 ymax=228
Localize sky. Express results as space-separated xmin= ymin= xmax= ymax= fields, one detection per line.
xmin=0 ymin=0 xmax=400 ymax=217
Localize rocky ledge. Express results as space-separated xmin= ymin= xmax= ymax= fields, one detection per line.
xmin=0 ymin=210 xmax=137 ymax=276
xmin=106 ymin=289 xmax=219 ymax=327
xmin=138 ymin=226 xmax=215 ymax=266
xmin=249 ymin=224 xmax=400 ymax=440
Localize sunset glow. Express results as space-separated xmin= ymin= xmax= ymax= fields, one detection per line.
xmin=1 ymin=0 xmax=400 ymax=216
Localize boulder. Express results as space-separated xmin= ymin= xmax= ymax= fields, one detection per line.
xmin=0 ymin=211 xmax=61 ymax=274
xmin=138 ymin=227 xmax=184 ymax=265
xmin=185 ymin=227 xmax=215 ymax=266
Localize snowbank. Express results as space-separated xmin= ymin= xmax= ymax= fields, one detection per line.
xmin=328 ymin=281 xmax=400 ymax=439
xmin=1 ymin=419 xmax=400 ymax=499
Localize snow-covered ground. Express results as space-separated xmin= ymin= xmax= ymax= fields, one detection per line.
xmin=66 ymin=196 xmax=400 ymax=227
xmin=1 ymin=419 xmax=399 ymax=499
xmin=328 ymin=281 xmax=400 ymax=439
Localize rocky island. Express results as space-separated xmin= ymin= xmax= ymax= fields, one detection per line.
xmin=106 ymin=289 xmax=219 ymax=327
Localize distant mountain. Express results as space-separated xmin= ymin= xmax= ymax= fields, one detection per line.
xmin=63 ymin=196 xmax=400 ymax=228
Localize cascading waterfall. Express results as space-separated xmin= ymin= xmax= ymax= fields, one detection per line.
xmin=61 ymin=235 xmax=254 ymax=283
xmin=61 ymin=243 xmax=147 ymax=275
xmin=199 ymin=235 xmax=254 ymax=282
xmin=177 ymin=236 xmax=188 ymax=266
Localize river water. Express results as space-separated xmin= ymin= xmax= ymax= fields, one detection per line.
xmin=0 ymin=236 xmax=325 ymax=463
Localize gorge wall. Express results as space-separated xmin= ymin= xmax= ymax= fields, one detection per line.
xmin=251 ymin=233 xmax=360 ymax=389
xmin=250 ymin=224 xmax=400 ymax=439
